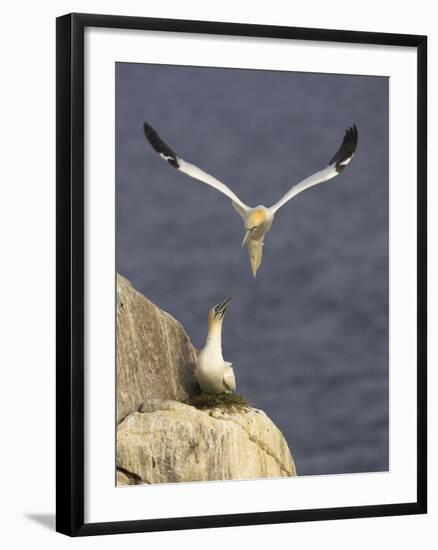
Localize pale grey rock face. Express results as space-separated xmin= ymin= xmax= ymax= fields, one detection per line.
xmin=117 ymin=399 xmax=296 ymax=484
xmin=117 ymin=274 xmax=198 ymax=422
xmin=116 ymin=468 xmax=142 ymax=486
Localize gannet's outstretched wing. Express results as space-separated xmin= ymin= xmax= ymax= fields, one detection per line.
xmin=144 ymin=122 xmax=249 ymax=212
xmin=269 ymin=125 xmax=358 ymax=214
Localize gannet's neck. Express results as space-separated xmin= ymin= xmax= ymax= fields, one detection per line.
xmin=205 ymin=320 xmax=223 ymax=351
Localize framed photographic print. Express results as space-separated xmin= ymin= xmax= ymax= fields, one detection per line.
xmin=56 ymin=12 xmax=427 ymax=536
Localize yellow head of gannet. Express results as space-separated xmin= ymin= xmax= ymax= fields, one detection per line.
xmin=207 ymin=297 xmax=232 ymax=333
xmin=241 ymin=207 xmax=269 ymax=247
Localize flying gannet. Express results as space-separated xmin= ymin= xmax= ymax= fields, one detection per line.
xmin=195 ymin=297 xmax=236 ymax=395
xmin=143 ymin=122 xmax=358 ymax=277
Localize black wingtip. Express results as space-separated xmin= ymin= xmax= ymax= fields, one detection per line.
xmin=143 ymin=121 xmax=179 ymax=168
xmin=329 ymin=125 xmax=359 ymax=172
xmin=143 ymin=121 xmax=154 ymax=139
xmin=143 ymin=121 xmax=159 ymax=148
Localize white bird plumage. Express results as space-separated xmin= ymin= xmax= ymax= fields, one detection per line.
xmin=144 ymin=122 xmax=358 ymax=277
xmin=195 ymin=298 xmax=236 ymax=395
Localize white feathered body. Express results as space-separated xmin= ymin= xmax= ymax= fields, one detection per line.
xmin=195 ymin=339 xmax=236 ymax=394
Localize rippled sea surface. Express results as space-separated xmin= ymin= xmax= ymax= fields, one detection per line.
xmin=116 ymin=63 xmax=389 ymax=476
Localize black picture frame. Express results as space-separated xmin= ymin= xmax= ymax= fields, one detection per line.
xmin=56 ymin=12 xmax=427 ymax=537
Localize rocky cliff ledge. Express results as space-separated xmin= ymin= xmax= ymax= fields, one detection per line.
xmin=117 ymin=274 xmax=198 ymax=423
xmin=116 ymin=274 xmax=296 ymax=485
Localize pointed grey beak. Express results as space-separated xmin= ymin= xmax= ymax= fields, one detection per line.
xmin=215 ymin=297 xmax=232 ymax=318
xmin=242 ymin=228 xmax=255 ymax=248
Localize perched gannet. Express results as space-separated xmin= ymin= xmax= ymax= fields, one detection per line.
xmin=195 ymin=297 xmax=236 ymax=395
xmin=144 ymin=122 xmax=358 ymax=276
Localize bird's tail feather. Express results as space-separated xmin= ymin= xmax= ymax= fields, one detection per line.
xmin=247 ymin=239 xmax=263 ymax=277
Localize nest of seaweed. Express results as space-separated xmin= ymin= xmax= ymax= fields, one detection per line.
xmin=185 ymin=392 xmax=252 ymax=411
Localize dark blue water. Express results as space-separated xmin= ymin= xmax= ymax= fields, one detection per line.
xmin=116 ymin=63 xmax=389 ymax=476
